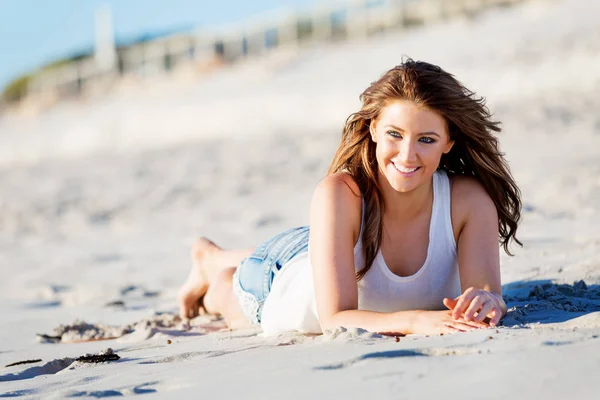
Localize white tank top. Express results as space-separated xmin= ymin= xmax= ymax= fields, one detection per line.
xmin=260 ymin=170 xmax=461 ymax=336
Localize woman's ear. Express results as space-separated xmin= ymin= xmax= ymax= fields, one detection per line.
xmin=369 ymin=121 xmax=378 ymax=143
xmin=442 ymin=123 xmax=454 ymax=154
xmin=443 ymin=139 xmax=454 ymax=154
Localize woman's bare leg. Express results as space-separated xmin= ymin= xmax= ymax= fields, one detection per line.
xmin=178 ymin=238 xmax=253 ymax=320
xmin=203 ymin=267 xmax=254 ymax=329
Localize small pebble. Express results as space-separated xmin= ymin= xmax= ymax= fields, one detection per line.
xmin=488 ymin=336 xmax=493 ymax=340
xmin=395 ymin=337 xmax=400 ymax=342
xmin=167 ymin=340 xmax=172 ymax=345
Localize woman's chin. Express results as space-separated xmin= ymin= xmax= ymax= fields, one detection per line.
xmin=391 ymin=184 xmax=417 ymax=193
xmin=387 ymin=174 xmax=432 ymax=194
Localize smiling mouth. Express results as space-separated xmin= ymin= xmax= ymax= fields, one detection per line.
xmin=392 ymin=162 xmax=421 ymax=174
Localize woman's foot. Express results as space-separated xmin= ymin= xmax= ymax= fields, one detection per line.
xmin=178 ymin=237 xmax=221 ymax=320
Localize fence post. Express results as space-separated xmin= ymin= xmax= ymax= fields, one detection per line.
xmin=347 ymin=0 xmax=369 ymax=38
xmin=278 ymin=13 xmax=299 ymax=48
xmin=312 ymin=5 xmax=333 ymax=42
xmin=384 ymin=0 xmax=407 ymax=30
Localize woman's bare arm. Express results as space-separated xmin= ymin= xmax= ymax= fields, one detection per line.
xmin=447 ymin=176 xmax=507 ymax=325
xmin=309 ymin=173 xmax=363 ymax=330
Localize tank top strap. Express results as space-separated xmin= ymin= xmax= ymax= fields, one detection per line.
xmin=433 ymin=169 xmax=448 ymax=213
xmin=432 ymin=169 xmax=457 ymax=251
xmin=355 ymin=197 xmax=366 ymax=249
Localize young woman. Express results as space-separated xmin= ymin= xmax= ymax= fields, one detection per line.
xmin=178 ymin=59 xmax=521 ymax=336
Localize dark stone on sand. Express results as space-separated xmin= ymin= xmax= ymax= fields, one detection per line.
xmin=573 ymin=280 xmax=588 ymax=291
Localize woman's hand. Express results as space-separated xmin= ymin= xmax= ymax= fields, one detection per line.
xmin=443 ymin=287 xmax=505 ymax=327
xmin=409 ymin=310 xmax=489 ymax=335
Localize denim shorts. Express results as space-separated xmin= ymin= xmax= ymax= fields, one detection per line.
xmin=232 ymin=226 xmax=310 ymax=325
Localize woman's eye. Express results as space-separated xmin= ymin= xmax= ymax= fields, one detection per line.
xmin=387 ymin=130 xmax=401 ymax=138
xmin=419 ymin=137 xmax=435 ymax=144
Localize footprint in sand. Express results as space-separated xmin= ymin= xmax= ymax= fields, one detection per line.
xmin=137 ymin=346 xmax=263 ymax=365
xmin=315 ymin=349 xmax=427 ymax=370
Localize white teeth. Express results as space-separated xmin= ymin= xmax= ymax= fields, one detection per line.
xmin=394 ymin=163 xmax=418 ymax=173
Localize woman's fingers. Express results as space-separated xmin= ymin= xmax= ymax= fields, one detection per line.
xmin=475 ymin=302 xmax=496 ymax=322
xmin=489 ymin=309 xmax=501 ymax=327
xmin=458 ymin=318 xmax=489 ymax=329
xmin=444 ymin=323 xmax=468 ymax=332
xmin=452 ymin=292 xmax=474 ymax=319
xmin=464 ymin=295 xmax=486 ymax=321
xmin=443 ymin=297 xmax=458 ymax=311
xmin=442 ymin=315 xmax=490 ymax=335
xmin=445 ymin=289 xmax=503 ymax=329
xmin=445 ymin=320 xmax=483 ymax=332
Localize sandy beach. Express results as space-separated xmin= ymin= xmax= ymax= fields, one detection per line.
xmin=1 ymin=0 xmax=600 ymax=398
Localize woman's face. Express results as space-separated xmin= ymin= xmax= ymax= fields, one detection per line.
xmin=371 ymin=99 xmax=454 ymax=194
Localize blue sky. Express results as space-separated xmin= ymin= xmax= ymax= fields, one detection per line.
xmin=0 ymin=0 xmax=319 ymax=90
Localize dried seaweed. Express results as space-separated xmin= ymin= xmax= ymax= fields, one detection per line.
xmin=35 ymin=334 xmax=62 ymax=343
xmin=75 ymin=348 xmax=120 ymax=363
xmin=5 ymin=359 xmax=42 ymax=368
xmin=76 ymin=353 xmax=120 ymax=363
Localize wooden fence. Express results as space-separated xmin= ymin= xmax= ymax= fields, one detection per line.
xmin=25 ymin=0 xmax=531 ymax=101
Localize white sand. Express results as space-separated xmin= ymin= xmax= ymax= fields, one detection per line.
xmin=1 ymin=0 xmax=600 ymax=397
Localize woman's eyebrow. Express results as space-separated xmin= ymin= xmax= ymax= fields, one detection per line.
xmin=385 ymin=124 xmax=441 ymax=138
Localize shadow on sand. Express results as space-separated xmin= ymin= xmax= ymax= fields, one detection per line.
xmin=501 ymin=279 xmax=600 ymax=326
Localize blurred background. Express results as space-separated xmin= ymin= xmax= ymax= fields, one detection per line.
xmin=0 ymin=0 xmax=599 ymax=319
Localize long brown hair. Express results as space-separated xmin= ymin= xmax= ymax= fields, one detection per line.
xmin=327 ymin=58 xmax=522 ymax=281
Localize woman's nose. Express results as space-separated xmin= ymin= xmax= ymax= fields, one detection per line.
xmin=398 ymin=140 xmax=418 ymax=163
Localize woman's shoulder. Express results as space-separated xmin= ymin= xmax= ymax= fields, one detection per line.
xmin=311 ymin=172 xmax=362 ymax=221
xmin=449 ymin=174 xmax=497 ymax=227
xmin=310 ymin=172 xmax=363 ymax=244
xmin=450 ymin=175 xmax=494 ymax=205
xmin=315 ymin=172 xmax=362 ymax=200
